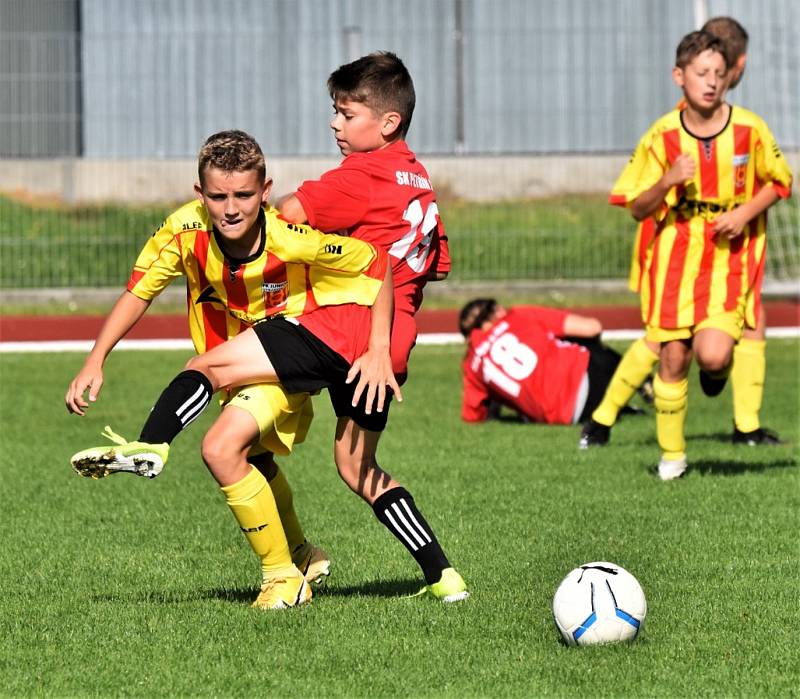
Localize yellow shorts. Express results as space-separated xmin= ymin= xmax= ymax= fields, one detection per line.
xmin=220 ymin=383 xmax=314 ymax=457
xmin=645 ymin=311 xmax=744 ymax=344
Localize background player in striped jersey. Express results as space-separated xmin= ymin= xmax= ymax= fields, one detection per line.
xmin=459 ymin=299 xmax=649 ymax=426
xmin=67 ymin=130 xmax=392 ymax=609
xmin=277 ymin=51 xmax=467 ymax=603
xmin=583 ymin=17 xmax=784 ymax=450
xmin=612 ymin=30 xmax=792 ymax=479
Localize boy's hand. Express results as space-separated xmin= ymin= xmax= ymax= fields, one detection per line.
xmin=65 ymin=363 xmax=104 ymax=416
xmin=664 ymin=153 xmax=696 ymax=188
xmin=711 ymin=209 xmax=748 ymax=240
xmin=346 ymin=348 xmax=403 ymax=415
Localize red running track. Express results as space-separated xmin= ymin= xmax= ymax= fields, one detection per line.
xmin=1 ymin=302 xmax=798 ymax=341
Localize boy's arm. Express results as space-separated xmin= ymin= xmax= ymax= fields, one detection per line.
xmin=277 ymin=202 xmax=401 ymax=412
xmin=65 ymin=291 xmax=151 ymax=415
xmin=346 ymin=263 xmax=403 ymax=414
xmin=712 ymin=186 xmax=781 ymax=240
xmin=630 ymin=153 xmax=696 ymax=221
xmin=461 ymin=358 xmax=490 ymax=423
xmin=277 ymin=194 xmax=308 ymax=224
xmin=561 ymin=313 xmax=603 ymax=338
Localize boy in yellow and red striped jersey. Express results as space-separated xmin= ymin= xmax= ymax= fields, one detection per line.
xmin=583 ymin=17 xmax=782 ymax=450
xmin=67 ymin=130 xmax=392 ymax=609
xmin=610 ymin=30 xmax=792 ymax=480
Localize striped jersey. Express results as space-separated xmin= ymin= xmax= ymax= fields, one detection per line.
xmin=610 ymin=105 xmax=792 ymax=329
xmin=127 ymin=201 xmax=387 ymax=353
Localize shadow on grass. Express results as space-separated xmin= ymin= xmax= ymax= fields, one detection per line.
xmin=688 ymin=430 xmax=794 ymax=446
xmin=204 ymin=577 xmax=422 ymax=603
xmin=641 ymin=457 xmax=797 ymax=479
xmin=90 ymin=578 xmax=423 ymax=605
xmin=321 ymin=578 xmax=421 ymax=599
xmin=686 ymin=457 xmax=797 ymax=477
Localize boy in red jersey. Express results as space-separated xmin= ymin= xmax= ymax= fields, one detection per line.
xmin=459 ymin=299 xmax=646 ymax=425
xmin=613 ymin=31 xmax=792 ymax=480
xmin=71 ymin=54 xmax=468 ymax=604
xmin=277 ymin=51 xmax=467 ymax=603
xmin=583 ymin=17 xmax=782 ymax=449
xmin=68 ymin=130 xmax=393 ymax=610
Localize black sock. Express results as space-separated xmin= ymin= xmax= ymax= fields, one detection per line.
xmin=138 ymin=369 xmax=213 ymax=444
xmin=372 ymin=487 xmax=450 ymax=585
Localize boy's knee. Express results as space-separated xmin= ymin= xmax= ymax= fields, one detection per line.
xmin=695 ymin=348 xmax=732 ymax=374
xmin=201 ymin=431 xmax=234 ymax=469
xmin=185 ymin=354 xmax=205 ymax=372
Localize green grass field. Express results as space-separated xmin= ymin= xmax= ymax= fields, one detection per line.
xmin=1 ymin=342 xmax=798 ymax=697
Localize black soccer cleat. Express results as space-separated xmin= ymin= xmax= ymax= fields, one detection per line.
xmin=732 ymin=426 xmax=785 ymax=446
xmin=699 ymin=369 xmax=728 ymax=397
xmin=579 ymin=419 xmax=610 ymax=449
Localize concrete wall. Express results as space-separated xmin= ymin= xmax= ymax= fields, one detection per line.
xmin=2 ymin=152 xmax=798 ymax=204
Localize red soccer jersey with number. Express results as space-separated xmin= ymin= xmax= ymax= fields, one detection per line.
xmin=461 ymin=307 xmax=590 ymax=425
xmin=294 ymin=139 xmax=450 ymax=374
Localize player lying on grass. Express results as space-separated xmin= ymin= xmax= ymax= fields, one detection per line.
xmin=67 ymin=129 xmax=393 ymax=610
xmin=581 ymin=16 xmax=784 ymax=451
xmin=459 ymin=299 xmax=652 ymax=426
xmin=608 ymin=30 xmax=792 ymax=480
xmin=70 ymin=118 xmax=467 ymax=604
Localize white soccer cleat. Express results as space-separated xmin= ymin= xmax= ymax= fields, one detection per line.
xmin=657 ymin=456 xmax=688 ymax=481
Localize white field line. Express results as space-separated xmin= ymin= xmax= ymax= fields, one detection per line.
xmin=1 ymin=327 xmax=798 ymax=353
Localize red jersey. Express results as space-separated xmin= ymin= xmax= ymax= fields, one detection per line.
xmin=294 ymin=139 xmax=450 ymax=374
xmin=461 ymin=307 xmax=590 ymax=425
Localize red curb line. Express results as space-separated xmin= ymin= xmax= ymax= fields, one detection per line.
xmin=2 ymin=302 xmax=798 ymax=342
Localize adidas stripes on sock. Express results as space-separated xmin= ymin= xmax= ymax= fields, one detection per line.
xmin=139 ymin=369 xmax=213 ymax=444
xmin=372 ymin=487 xmax=450 ymax=585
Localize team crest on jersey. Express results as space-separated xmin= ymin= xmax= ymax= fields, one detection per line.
xmin=733 ymin=154 xmax=749 ymax=192
xmin=262 ymin=281 xmax=288 ymax=310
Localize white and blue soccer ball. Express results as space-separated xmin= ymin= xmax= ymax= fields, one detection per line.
xmin=552 ymin=561 xmax=646 ymax=646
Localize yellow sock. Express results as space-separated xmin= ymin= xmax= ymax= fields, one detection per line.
xmin=592 ymin=338 xmax=659 ymax=426
xmin=268 ymin=464 xmax=307 ymax=557
xmin=731 ymin=338 xmax=765 ymax=433
xmin=220 ymin=466 xmax=293 ymax=578
xmin=654 ymin=374 xmax=688 ymax=460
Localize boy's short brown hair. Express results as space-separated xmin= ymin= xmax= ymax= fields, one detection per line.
xmin=327 ymin=51 xmax=416 ymax=138
xmin=459 ymin=298 xmax=498 ymax=337
xmin=197 ymin=130 xmax=266 ymax=185
xmin=702 ymin=16 xmax=748 ymax=65
xmin=675 ymin=30 xmax=728 ymax=70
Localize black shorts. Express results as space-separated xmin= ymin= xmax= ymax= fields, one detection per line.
xmin=253 ymin=317 xmax=350 ymax=394
xmin=571 ymin=337 xmax=622 ymax=423
xmin=328 ymin=379 xmax=394 ymax=433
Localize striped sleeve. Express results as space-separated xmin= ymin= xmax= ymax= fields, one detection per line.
xmin=753 ymin=117 xmax=793 ymax=199
xmin=609 ymin=118 xmax=668 ymax=207
xmin=126 ymin=212 xmax=187 ymax=300
xmin=268 ymin=215 xmax=388 ymax=308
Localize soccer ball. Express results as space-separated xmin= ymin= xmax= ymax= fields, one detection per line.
xmin=552 ymin=561 xmax=646 ymax=646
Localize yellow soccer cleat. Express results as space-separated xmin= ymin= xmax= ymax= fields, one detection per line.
xmin=70 ymin=426 xmax=169 ymax=480
xmin=252 ymin=566 xmax=312 ymax=610
xmin=293 ymin=542 xmax=331 ymax=586
xmin=409 ymin=567 xmax=469 ymax=603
